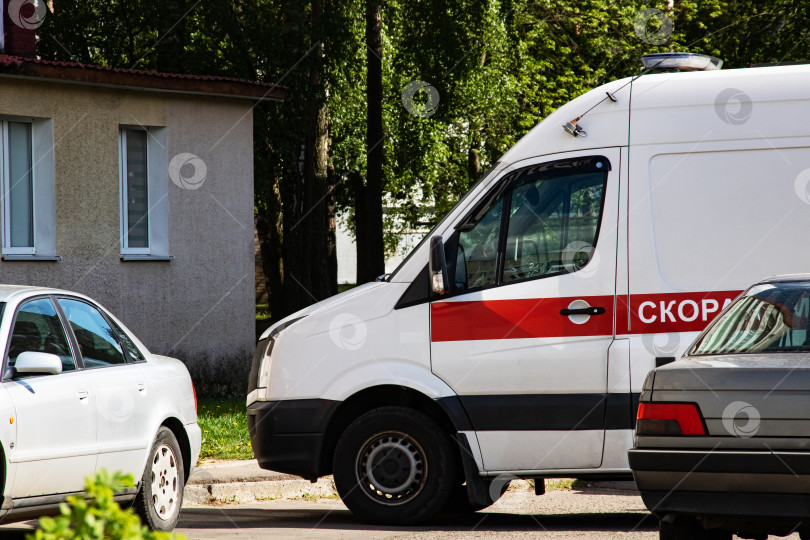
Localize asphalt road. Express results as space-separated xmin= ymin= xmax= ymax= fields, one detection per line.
xmin=0 ymin=487 xmax=802 ymax=539
xmin=175 ymin=488 xmax=660 ymax=540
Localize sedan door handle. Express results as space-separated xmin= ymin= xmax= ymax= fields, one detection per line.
xmin=77 ymin=390 xmax=89 ymax=400
xmin=137 ymin=382 xmax=146 ymax=392
xmin=560 ymin=306 xmax=606 ymax=316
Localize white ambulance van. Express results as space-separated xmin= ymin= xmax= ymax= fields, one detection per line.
xmin=247 ymin=53 xmax=810 ymax=524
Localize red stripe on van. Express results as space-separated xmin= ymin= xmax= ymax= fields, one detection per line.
xmin=431 ymin=290 xmax=742 ymax=342
xmin=430 ymin=296 xmax=615 ymax=342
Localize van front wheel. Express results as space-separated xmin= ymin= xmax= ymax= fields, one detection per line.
xmin=333 ymin=406 xmax=458 ymax=525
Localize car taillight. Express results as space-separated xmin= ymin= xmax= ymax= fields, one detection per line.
xmin=636 ymin=402 xmax=707 ymax=436
xmin=192 ymin=382 xmax=197 ymax=414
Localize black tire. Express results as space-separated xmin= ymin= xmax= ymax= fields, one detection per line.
xmin=135 ymin=427 xmax=185 ymax=531
xmin=333 ymin=406 xmax=459 ymax=525
xmin=659 ymin=516 xmax=731 ymax=540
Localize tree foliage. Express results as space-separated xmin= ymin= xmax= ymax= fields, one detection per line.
xmin=29 ymin=470 xmax=182 ymax=540
xmin=37 ymin=0 xmax=810 ymax=317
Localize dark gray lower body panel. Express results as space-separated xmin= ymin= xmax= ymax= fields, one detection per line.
xmin=630 ymin=447 xmax=810 ymax=533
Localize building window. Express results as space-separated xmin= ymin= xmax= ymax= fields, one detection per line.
xmin=0 ymin=118 xmax=57 ymax=259
xmin=3 ymin=121 xmax=33 ymax=253
xmin=119 ymin=126 xmax=169 ymax=258
xmin=120 ymin=128 xmax=150 ymax=252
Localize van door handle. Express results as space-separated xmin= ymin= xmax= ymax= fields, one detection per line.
xmin=560 ymin=306 xmax=606 ymax=316
xmin=78 ymin=390 xmax=89 ymax=400
xmin=137 ymin=382 xmax=146 ymax=392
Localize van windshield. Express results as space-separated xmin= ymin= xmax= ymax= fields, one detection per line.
xmin=387 ymin=163 xmax=501 ymax=281
xmin=690 ymin=282 xmax=810 ymax=355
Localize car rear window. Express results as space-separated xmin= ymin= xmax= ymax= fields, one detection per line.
xmin=691 ymin=282 xmax=810 ymax=355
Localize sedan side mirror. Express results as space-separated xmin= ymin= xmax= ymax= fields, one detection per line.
xmin=15 ymin=351 xmax=63 ymax=376
xmin=429 ymin=236 xmax=448 ymax=296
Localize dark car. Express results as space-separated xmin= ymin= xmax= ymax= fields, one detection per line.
xmin=629 ymin=275 xmax=810 ymax=540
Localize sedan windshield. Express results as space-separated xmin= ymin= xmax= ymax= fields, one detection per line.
xmin=691 ymin=282 xmax=810 ymax=355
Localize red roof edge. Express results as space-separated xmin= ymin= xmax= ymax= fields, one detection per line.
xmin=0 ymin=55 xmax=287 ymax=101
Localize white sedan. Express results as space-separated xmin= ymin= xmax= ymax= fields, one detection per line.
xmin=0 ymin=285 xmax=200 ymax=531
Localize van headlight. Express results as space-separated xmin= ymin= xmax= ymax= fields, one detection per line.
xmin=257 ymin=340 xmax=274 ymax=389
xmin=256 ymin=315 xmax=307 ymax=390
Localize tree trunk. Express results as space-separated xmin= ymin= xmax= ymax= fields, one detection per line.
xmin=357 ymin=0 xmax=386 ymax=284
xmin=326 ymin=167 xmax=338 ymax=296
xmin=255 ymin=175 xmax=284 ymax=321
xmin=275 ymin=0 xmax=335 ymax=317
xmin=301 ymin=0 xmax=335 ymax=301
xmin=155 ymin=0 xmax=186 ymax=72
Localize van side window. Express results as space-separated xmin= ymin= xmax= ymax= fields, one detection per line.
xmin=503 ymin=172 xmax=605 ymax=283
xmin=454 ymin=195 xmax=504 ymax=290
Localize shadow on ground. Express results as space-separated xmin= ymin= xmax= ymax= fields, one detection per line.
xmin=178 ymin=507 xmax=658 ymax=534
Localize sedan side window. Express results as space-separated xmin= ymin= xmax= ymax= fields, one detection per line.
xmin=110 ymin=319 xmax=146 ymax=362
xmin=57 ymin=299 xmax=126 ymax=367
xmin=8 ymin=298 xmax=75 ymax=372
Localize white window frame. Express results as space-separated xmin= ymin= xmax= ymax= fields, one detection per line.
xmin=2 ymin=120 xmax=36 ymax=255
xmin=118 ymin=126 xmax=169 ymax=258
xmin=119 ymin=127 xmax=151 ymax=255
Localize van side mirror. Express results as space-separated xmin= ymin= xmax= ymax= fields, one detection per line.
xmin=15 ymin=351 xmax=63 ymax=376
xmin=429 ymin=236 xmax=448 ymax=296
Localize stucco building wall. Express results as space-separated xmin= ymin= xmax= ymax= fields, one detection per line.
xmin=0 ymin=79 xmax=255 ymax=386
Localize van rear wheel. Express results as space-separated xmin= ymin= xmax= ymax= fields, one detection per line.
xmin=333 ymin=406 xmax=458 ymax=525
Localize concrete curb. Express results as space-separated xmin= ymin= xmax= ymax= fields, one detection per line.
xmin=184 ymin=459 xmax=338 ymax=505
xmin=184 ymin=477 xmax=337 ymax=505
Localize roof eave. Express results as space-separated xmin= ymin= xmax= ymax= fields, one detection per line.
xmin=0 ymin=61 xmax=287 ymax=101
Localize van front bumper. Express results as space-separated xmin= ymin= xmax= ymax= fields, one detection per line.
xmin=629 ymin=448 xmax=810 ymax=521
xmin=247 ymin=399 xmax=340 ymax=481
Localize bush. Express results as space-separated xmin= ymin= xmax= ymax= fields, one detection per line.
xmin=28 ymin=470 xmax=185 ymax=540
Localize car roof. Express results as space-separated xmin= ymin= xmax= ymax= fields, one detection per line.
xmin=757 ymin=274 xmax=810 ymax=285
xmin=0 ymin=284 xmax=84 ymax=303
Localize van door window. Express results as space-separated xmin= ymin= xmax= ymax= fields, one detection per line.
xmin=454 ymin=195 xmax=504 ymax=290
xmin=503 ymin=172 xmax=606 ymax=283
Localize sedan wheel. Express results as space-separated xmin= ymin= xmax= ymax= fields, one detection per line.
xmin=136 ymin=427 xmax=185 ymax=531
xmin=150 ymin=442 xmax=180 ymax=519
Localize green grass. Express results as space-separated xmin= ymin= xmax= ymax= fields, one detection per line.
xmin=256 ymin=303 xmax=271 ymax=321
xmin=337 ymin=283 xmax=356 ymax=294
xmin=198 ymin=397 xmax=253 ymax=461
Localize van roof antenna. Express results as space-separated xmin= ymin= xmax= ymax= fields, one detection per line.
xmin=562 ymin=52 xmax=723 ymax=137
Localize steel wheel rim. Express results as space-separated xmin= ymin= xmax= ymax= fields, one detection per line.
xmin=150 ymin=443 xmax=179 ymax=520
xmin=355 ymin=430 xmax=427 ymax=506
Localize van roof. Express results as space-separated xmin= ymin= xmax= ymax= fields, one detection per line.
xmin=500 ymin=63 xmax=810 ymax=166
